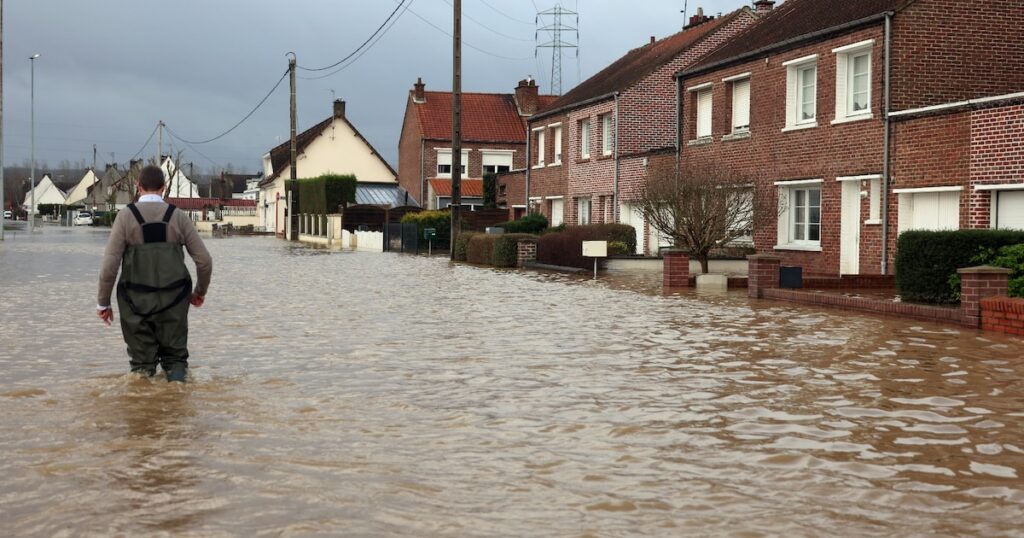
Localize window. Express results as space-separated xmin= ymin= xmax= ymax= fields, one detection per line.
xmin=577 ymin=197 xmax=591 ymax=225
xmin=580 ymin=118 xmax=590 ymax=159
xmin=775 ymin=179 xmax=823 ymax=249
xmin=482 ymin=151 xmax=513 ymax=175
xmin=533 ymin=128 xmax=545 ymax=167
xmin=833 ymin=40 xmax=874 ymax=122
xmin=731 ymin=78 xmax=750 ymax=133
xmin=548 ymin=197 xmax=564 ymax=226
xmin=896 ymin=188 xmax=961 ymax=233
xmin=784 ymin=55 xmax=818 ymax=129
xmin=436 ymin=149 xmax=468 ymax=177
xmin=552 ymin=124 xmax=563 ymax=164
xmin=696 ymin=88 xmax=713 ymax=138
xmin=601 ymin=114 xmax=614 ymax=156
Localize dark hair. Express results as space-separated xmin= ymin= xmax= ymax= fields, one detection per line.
xmin=138 ymin=165 xmax=165 ymax=192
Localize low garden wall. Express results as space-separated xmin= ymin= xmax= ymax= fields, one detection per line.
xmin=981 ymin=297 xmax=1024 ymax=337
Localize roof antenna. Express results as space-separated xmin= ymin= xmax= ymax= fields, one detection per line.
xmin=681 ymin=0 xmax=688 ymax=22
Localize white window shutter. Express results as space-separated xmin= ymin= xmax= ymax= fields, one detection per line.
xmin=835 ymin=53 xmax=848 ymax=120
xmin=732 ymin=80 xmax=750 ymax=131
xmin=697 ymin=89 xmax=713 ymax=138
xmin=785 ymin=67 xmax=798 ymax=127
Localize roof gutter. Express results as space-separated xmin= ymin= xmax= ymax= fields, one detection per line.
xmin=529 ymin=91 xmax=618 ymax=123
xmin=676 ymin=12 xmax=892 ymax=80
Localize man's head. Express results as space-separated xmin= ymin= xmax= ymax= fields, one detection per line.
xmin=137 ymin=165 xmax=165 ymax=194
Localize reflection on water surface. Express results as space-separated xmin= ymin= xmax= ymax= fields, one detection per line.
xmin=1 ymin=228 xmax=1022 ymax=535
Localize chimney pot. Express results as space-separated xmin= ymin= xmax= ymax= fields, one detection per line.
xmin=515 ymin=77 xmax=540 ymax=116
xmin=650 ymin=36 xmax=656 ymax=45
xmin=333 ymin=99 xmax=346 ymax=119
xmin=753 ymin=0 xmax=775 ymax=14
xmin=413 ymin=77 xmax=426 ymax=103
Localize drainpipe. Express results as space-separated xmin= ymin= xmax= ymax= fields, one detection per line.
xmin=525 ymin=124 xmax=532 ymax=212
xmin=419 ymin=138 xmax=425 ymax=208
xmin=675 ymin=76 xmax=681 ymax=168
xmin=613 ymin=92 xmax=620 ymax=222
xmin=881 ymin=13 xmax=892 ymax=274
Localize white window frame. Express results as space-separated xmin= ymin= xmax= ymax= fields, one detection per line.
xmin=895 ymin=186 xmax=962 ymax=233
xmin=774 ymin=178 xmax=823 ymax=251
xmin=577 ymin=197 xmax=592 ymax=225
xmin=482 ymin=150 xmax=514 ymax=175
xmin=532 ymin=127 xmax=545 ymax=168
xmin=551 ymin=123 xmax=563 ymax=165
xmin=601 ymin=114 xmax=614 ymax=156
xmin=436 ymin=149 xmax=468 ymax=178
xmin=695 ymin=87 xmax=713 ymax=139
xmin=783 ymin=55 xmax=818 ymax=131
xmin=729 ymin=77 xmax=750 ymax=134
xmin=833 ymin=40 xmax=874 ymax=124
xmin=580 ymin=118 xmax=591 ymax=159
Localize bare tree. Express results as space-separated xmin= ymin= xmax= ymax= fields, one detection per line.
xmin=636 ymin=156 xmax=774 ymax=274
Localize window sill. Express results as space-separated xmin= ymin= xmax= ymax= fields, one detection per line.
xmin=781 ymin=122 xmax=818 ymax=133
xmin=831 ymin=113 xmax=874 ymax=125
xmin=548 ymin=162 xmax=562 ymax=168
xmin=774 ymin=243 xmax=822 ymax=252
xmin=532 ymin=164 xmax=546 ymax=170
xmin=687 ymin=137 xmax=713 ymax=146
xmin=596 ymin=155 xmax=615 ymax=161
xmin=722 ymin=131 xmax=751 ymax=142
xmin=864 ymin=219 xmax=882 ymax=225
xmin=577 ymin=157 xmax=590 ymax=164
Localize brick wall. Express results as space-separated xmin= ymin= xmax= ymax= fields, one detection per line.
xmin=891 ymin=0 xmax=1024 ymax=111
xmin=397 ymin=95 xmax=424 ymax=205
xmin=970 ymin=104 xmax=1024 ymax=228
xmin=681 ymin=25 xmax=887 ymax=276
xmin=981 ymin=297 xmax=1024 ymax=337
xmin=525 ymin=111 xmax=570 ymax=223
xmin=566 ymin=100 xmax=617 ymax=225
xmin=497 ymin=169 xmax=526 ymax=219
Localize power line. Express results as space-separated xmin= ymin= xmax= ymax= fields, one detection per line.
xmin=297 ymin=1 xmax=409 ymax=72
xmin=129 ymin=123 xmax=159 ymax=161
xmin=170 ymin=69 xmax=289 ymax=145
xmin=403 ymin=1 xmax=532 ymax=61
xmin=439 ymin=0 xmax=533 ymax=42
xmin=477 ymin=0 xmax=534 ymax=25
xmin=163 ymin=125 xmax=222 ymax=169
xmin=300 ymin=0 xmax=414 ymax=81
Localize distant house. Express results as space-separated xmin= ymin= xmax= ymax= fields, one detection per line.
xmin=160 ymin=157 xmax=201 ymax=198
xmin=65 ymin=169 xmax=100 ymax=207
xmin=213 ymin=172 xmax=262 ymax=200
xmin=397 ymin=77 xmax=556 ymax=210
xmin=22 ymin=174 xmax=67 ymax=214
xmin=258 ymin=99 xmax=399 ymax=236
xmin=81 ymin=163 xmax=135 ymax=211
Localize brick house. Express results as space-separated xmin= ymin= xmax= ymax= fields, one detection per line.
xmin=677 ymin=0 xmax=1024 ymax=276
xmin=499 ymin=7 xmax=758 ymax=254
xmin=398 ymin=78 xmax=555 ymax=210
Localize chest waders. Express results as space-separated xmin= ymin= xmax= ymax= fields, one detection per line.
xmin=116 ymin=204 xmax=192 ymax=380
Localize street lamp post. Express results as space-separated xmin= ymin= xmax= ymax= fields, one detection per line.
xmin=28 ymin=53 xmax=39 ymax=232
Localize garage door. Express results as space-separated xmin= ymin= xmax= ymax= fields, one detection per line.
xmin=996 ymin=191 xmax=1024 ymax=230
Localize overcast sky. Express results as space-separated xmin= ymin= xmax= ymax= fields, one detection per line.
xmin=4 ymin=0 xmax=754 ymax=174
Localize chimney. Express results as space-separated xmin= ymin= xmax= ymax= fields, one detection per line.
xmin=685 ymin=7 xmax=714 ymax=29
xmin=333 ymin=99 xmax=346 ymax=119
xmin=515 ymin=77 xmax=539 ymax=116
xmin=650 ymin=36 xmax=656 ymax=45
xmin=413 ymin=77 xmax=426 ymax=103
xmin=753 ymin=0 xmax=775 ymax=14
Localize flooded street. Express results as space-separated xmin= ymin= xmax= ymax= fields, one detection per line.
xmin=2 ymin=228 xmax=1023 ymax=536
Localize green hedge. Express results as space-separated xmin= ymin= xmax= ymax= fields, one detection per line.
xmin=401 ymin=209 xmax=452 ymax=249
xmin=536 ymin=224 xmax=636 ymax=270
xmin=295 ymin=174 xmax=357 ymax=214
xmin=496 ymin=213 xmax=548 ymax=234
xmin=466 ymin=234 xmax=497 ymax=265
xmin=454 ymin=232 xmax=478 ymax=261
xmin=494 ymin=233 xmax=537 ymax=267
xmin=895 ymin=230 xmax=1024 ymax=303
xmin=37 ymin=203 xmax=64 ymax=217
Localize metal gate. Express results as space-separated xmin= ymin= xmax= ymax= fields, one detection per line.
xmin=384 ymin=222 xmax=419 ymax=253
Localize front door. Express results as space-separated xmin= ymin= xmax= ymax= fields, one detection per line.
xmin=840 ymin=180 xmax=861 ymax=275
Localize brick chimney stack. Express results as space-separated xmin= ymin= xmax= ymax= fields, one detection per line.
xmin=685 ymin=7 xmax=714 ymax=29
xmin=333 ymin=99 xmax=346 ymax=119
xmin=413 ymin=77 xmax=426 ymax=103
xmin=753 ymin=0 xmax=775 ymax=14
xmin=515 ymin=77 xmax=539 ymax=116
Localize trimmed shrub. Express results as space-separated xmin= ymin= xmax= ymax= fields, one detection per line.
xmin=99 ymin=210 xmax=118 ymax=227
xmin=483 ymin=172 xmax=497 ymax=209
xmin=454 ymin=232 xmax=477 ymax=261
xmin=493 ymin=233 xmax=537 ymax=267
xmin=401 ymin=209 xmax=452 ymax=249
xmin=496 ymin=213 xmax=548 ymax=234
xmin=466 ymin=234 xmax=498 ymax=265
xmin=895 ymin=230 xmax=1024 ymax=303
xmin=296 ymin=174 xmax=357 ymax=214
xmin=948 ymin=243 xmax=1024 ymax=299
xmin=608 ymin=241 xmax=629 ymax=256
xmin=537 ymin=224 xmax=636 ymax=270
xmin=37 ymin=204 xmax=63 ymax=217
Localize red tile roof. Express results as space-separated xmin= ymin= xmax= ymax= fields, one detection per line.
xmin=167 ymin=197 xmax=256 ymax=210
xmin=429 ymin=178 xmax=484 ymax=197
xmin=537 ymin=12 xmax=739 ymax=117
xmin=683 ymin=0 xmax=912 ymax=77
xmin=415 ymin=92 xmax=555 ymax=143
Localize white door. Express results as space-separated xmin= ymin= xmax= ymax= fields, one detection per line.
xmin=618 ymin=203 xmax=644 ymax=254
xmin=840 ymin=180 xmax=861 ymax=275
xmin=996 ymin=191 xmax=1024 ymax=230
xmin=550 ymin=199 xmax=564 ymax=227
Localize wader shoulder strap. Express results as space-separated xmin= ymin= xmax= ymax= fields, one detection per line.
xmin=162 ymin=204 xmax=176 ymax=223
xmin=127 ymin=203 xmax=146 ymax=225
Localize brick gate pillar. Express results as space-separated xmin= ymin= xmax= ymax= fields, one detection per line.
xmin=516 ymin=239 xmax=537 ymax=267
xmin=747 ymin=255 xmax=782 ymax=299
xmin=663 ymin=250 xmax=690 ymax=288
xmin=958 ymin=265 xmax=1011 ymax=328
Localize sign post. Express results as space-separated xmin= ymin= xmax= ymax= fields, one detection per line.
xmin=582 ymin=240 xmax=608 ymax=280
xmin=424 ymin=227 xmax=437 ymax=256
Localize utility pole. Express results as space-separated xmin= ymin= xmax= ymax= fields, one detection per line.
xmin=157 ymin=120 xmax=163 ymax=165
xmin=189 ymin=161 xmax=194 ymax=198
xmin=288 ymin=52 xmax=297 ymax=241
xmin=92 ymin=144 xmax=96 ymax=171
xmin=0 ymin=0 xmax=5 ymax=240
xmin=536 ymin=4 xmax=579 ymax=96
xmin=29 ymin=53 xmax=39 ymax=233
xmin=450 ymin=0 xmax=462 ymax=258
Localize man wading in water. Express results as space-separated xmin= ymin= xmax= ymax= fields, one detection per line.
xmin=96 ymin=164 xmax=212 ymax=382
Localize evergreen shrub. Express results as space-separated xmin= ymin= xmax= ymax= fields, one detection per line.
xmin=295 ymin=174 xmax=357 ymax=214
xmin=454 ymin=232 xmax=477 ymax=261
xmin=493 ymin=234 xmax=537 ymax=267
xmin=496 ymin=213 xmax=548 ymax=234
xmin=895 ymin=230 xmax=1024 ymax=303
xmin=401 ymin=209 xmax=451 ymax=249
xmin=466 ymin=234 xmax=497 ymax=265
xmin=537 ymin=224 xmax=636 ymax=270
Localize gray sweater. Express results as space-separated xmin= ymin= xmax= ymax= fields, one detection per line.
xmin=97 ymin=202 xmax=213 ymax=307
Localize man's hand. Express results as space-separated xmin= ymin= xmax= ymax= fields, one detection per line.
xmin=190 ymin=293 xmax=205 ymax=307
xmin=97 ymin=307 xmax=113 ymax=326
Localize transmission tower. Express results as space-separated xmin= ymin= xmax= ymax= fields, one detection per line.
xmin=535 ymin=3 xmax=578 ymax=96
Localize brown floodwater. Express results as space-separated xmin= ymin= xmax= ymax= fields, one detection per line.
xmin=1 ymin=227 xmax=1023 ymax=536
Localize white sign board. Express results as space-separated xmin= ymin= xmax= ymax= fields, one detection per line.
xmin=582 ymin=240 xmax=608 ymax=257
